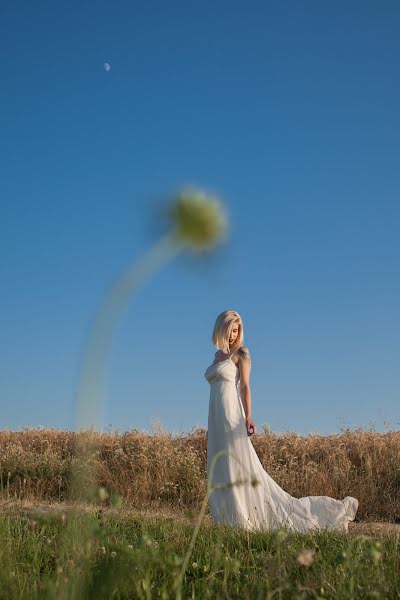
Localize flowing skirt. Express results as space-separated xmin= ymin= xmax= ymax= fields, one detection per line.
xmin=207 ymin=381 xmax=358 ymax=532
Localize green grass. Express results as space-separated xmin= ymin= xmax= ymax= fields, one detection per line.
xmin=0 ymin=507 xmax=398 ymax=600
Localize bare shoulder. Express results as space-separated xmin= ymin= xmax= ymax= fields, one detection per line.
xmin=237 ymin=346 xmax=251 ymax=362
xmin=236 ymin=347 xmax=251 ymax=386
xmin=232 ymin=346 xmax=251 ymax=367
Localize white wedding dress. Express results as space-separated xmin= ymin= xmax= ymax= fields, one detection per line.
xmin=205 ymin=350 xmax=359 ymax=533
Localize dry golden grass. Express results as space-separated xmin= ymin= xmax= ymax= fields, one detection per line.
xmin=0 ymin=426 xmax=399 ymax=521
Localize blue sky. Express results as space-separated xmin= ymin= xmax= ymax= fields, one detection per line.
xmin=1 ymin=1 xmax=399 ymax=435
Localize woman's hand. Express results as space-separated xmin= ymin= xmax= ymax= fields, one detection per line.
xmin=246 ymin=417 xmax=256 ymax=436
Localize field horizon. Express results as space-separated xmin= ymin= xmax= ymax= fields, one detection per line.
xmin=1 ymin=424 xmax=399 ymax=522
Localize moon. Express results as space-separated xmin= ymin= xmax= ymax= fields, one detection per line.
xmin=104 ymin=62 xmax=111 ymax=72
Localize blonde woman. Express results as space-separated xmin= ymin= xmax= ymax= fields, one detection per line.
xmin=204 ymin=310 xmax=359 ymax=532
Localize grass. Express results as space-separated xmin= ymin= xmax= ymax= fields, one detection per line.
xmin=1 ymin=425 xmax=399 ymax=598
xmin=0 ymin=502 xmax=399 ymax=600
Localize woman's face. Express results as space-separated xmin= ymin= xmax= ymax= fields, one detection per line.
xmin=228 ymin=323 xmax=239 ymax=346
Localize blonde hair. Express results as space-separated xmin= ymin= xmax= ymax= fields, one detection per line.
xmin=212 ymin=310 xmax=244 ymax=355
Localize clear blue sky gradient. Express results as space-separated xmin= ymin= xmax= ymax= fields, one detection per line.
xmin=1 ymin=1 xmax=399 ymax=435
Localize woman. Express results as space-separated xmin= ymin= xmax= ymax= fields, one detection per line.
xmin=204 ymin=310 xmax=359 ymax=532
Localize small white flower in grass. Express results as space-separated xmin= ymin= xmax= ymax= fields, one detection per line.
xmin=192 ymin=562 xmax=198 ymax=569
xmin=296 ymin=548 xmax=316 ymax=567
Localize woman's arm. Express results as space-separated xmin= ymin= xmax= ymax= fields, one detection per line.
xmin=239 ymin=350 xmax=252 ymax=418
xmin=238 ymin=347 xmax=257 ymax=435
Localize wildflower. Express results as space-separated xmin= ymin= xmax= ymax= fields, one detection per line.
xmin=192 ymin=562 xmax=198 ymax=569
xmin=110 ymin=551 xmax=117 ymax=557
xmin=296 ymin=548 xmax=316 ymax=567
xmin=275 ymin=528 xmax=288 ymax=542
xmin=168 ymin=187 xmax=228 ymax=252
xmin=142 ymin=533 xmax=153 ymax=547
xmin=231 ymin=559 xmax=241 ymax=573
xmin=98 ymin=487 xmax=109 ymax=501
xmin=370 ymin=548 xmax=382 ymax=564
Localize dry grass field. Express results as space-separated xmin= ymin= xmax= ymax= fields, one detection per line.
xmin=1 ymin=425 xmax=399 ymax=522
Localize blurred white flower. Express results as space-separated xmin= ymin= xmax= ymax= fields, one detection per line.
xmin=296 ymin=548 xmax=316 ymax=567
